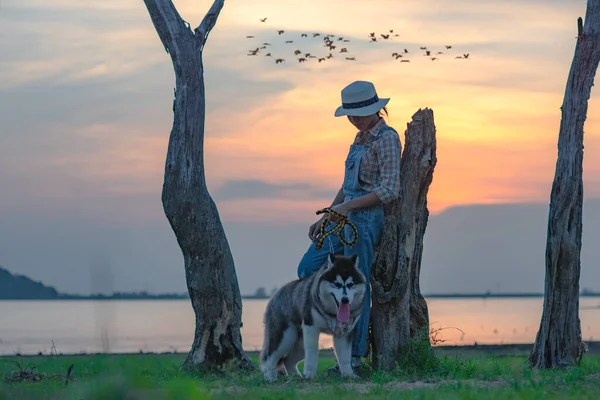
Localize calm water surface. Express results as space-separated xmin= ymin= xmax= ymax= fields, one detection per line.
xmin=1 ymin=298 xmax=599 ymax=355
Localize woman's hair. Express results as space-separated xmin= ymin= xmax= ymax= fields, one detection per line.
xmin=377 ymin=106 xmax=389 ymax=119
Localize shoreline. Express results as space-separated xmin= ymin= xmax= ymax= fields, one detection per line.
xmin=3 ymin=341 xmax=599 ymax=359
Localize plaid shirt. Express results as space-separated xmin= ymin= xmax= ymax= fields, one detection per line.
xmin=351 ymin=118 xmax=402 ymax=204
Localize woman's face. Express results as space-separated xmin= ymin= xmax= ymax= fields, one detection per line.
xmin=347 ymin=113 xmax=379 ymax=131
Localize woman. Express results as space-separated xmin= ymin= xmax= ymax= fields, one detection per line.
xmin=296 ymin=80 xmax=402 ymax=374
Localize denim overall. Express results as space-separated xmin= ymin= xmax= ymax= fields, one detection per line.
xmin=297 ymin=127 xmax=391 ymax=358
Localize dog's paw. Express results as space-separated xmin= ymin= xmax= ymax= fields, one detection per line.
xmin=302 ymin=370 xmax=317 ymax=379
xmin=263 ymin=370 xmax=278 ymax=383
xmin=341 ymin=372 xmax=359 ymax=380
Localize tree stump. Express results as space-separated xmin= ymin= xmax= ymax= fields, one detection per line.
xmin=143 ymin=0 xmax=254 ymax=371
xmin=370 ymin=108 xmax=438 ymax=371
xmin=529 ymin=8 xmax=600 ymax=369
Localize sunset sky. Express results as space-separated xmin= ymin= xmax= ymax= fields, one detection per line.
xmin=1 ymin=0 xmax=599 ymax=295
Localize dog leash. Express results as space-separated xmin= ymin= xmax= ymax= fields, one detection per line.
xmin=314 ymin=207 xmax=358 ymax=251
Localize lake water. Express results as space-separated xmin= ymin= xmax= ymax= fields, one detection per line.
xmin=1 ymin=298 xmax=599 ymax=356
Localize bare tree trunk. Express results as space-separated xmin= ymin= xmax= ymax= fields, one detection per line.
xmin=409 ymin=205 xmax=431 ymax=340
xmin=370 ymin=108 xmax=437 ymax=371
xmin=529 ymin=6 xmax=600 ymax=369
xmin=143 ymin=0 xmax=254 ymax=372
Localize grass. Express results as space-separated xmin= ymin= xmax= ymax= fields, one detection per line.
xmin=1 ymin=348 xmax=599 ymax=399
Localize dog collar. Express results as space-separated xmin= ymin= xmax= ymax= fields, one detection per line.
xmin=328 ymin=317 xmax=355 ymax=337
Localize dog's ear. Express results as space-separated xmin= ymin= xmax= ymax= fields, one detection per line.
xmin=350 ymin=253 xmax=359 ymax=268
xmin=325 ymin=253 xmax=336 ymax=269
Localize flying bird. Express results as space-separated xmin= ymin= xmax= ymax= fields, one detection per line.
xmin=243 ymin=22 xmax=474 ymax=69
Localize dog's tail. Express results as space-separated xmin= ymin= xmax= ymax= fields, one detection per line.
xmin=259 ymin=316 xmax=270 ymax=371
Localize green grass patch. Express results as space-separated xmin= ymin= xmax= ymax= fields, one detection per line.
xmin=1 ymin=350 xmax=599 ymax=399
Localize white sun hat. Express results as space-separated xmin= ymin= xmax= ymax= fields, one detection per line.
xmin=334 ymin=80 xmax=390 ymax=117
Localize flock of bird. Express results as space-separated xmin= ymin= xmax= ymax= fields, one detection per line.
xmin=245 ymin=17 xmax=472 ymax=65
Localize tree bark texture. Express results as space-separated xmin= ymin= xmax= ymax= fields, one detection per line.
xmin=529 ymin=6 xmax=600 ymax=369
xmin=370 ymin=108 xmax=437 ymax=371
xmin=143 ymin=0 xmax=254 ymax=371
xmin=409 ymin=205 xmax=432 ymax=340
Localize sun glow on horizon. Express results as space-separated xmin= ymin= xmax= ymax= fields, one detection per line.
xmin=1 ymin=0 xmax=599 ymax=224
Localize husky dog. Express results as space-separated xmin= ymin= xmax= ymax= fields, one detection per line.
xmin=260 ymin=253 xmax=367 ymax=382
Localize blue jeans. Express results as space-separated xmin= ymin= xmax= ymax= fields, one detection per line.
xmin=297 ymin=208 xmax=384 ymax=357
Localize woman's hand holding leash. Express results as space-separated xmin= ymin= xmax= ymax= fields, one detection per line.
xmin=308 ymin=203 xmax=349 ymax=241
xmin=314 ymin=207 xmax=358 ymax=251
xmin=308 ymin=215 xmax=327 ymax=242
xmin=328 ymin=203 xmax=351 ymax=223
